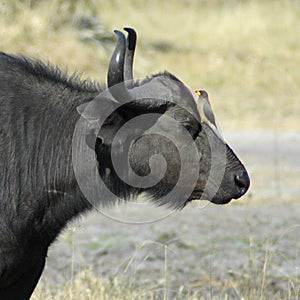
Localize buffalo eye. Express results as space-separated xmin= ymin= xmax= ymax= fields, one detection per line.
xmin=182 ymin=121 xmax=192 ymax=131
xmin=182 ymin=121 xmax=202 ymax=139
xmin=192 ymin=122 xmax=202 ymax=139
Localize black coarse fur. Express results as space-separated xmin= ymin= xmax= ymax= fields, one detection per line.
xmin=0 ymin=53 xmax=102 ymax=299
xmin=0 ymin=52 xmax=100 ymax=93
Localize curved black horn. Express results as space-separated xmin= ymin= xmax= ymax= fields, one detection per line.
xmin=107 ymin=28 xmax=171 ymax=111
xmin=107 ymin=30 xmax=131 ymax=103
xmin=107 ymin=30 xmax=126 ymax=89
xmin=124 ymin=27 xmax=137 ymax=83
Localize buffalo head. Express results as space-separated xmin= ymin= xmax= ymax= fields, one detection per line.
xmin=74 ymin=28 xmax=250 ymax=209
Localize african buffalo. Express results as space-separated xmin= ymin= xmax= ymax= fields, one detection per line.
xmin=0 ymin=28 xmax=249 ymax=299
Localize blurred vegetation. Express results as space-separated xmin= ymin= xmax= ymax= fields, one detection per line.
xmin=0 ymin=0 xmax=299 ymax=131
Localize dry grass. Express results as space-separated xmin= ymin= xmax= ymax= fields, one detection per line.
xmin=32 ymin=237 xmax=300 ymax=300
xmin=32 ymin=270 xmax=151 ymax=300
xmin=1 ymin=0 xmax=299 ymax=130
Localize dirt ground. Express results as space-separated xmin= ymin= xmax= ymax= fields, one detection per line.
xmin=39 ymin=130 xmax=300 ymax=298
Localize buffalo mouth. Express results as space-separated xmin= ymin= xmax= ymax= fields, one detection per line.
xmin=209 ymin=196 xmax=234 ymax=205
xmin=188 ymin=190 xmax=241 ymax=205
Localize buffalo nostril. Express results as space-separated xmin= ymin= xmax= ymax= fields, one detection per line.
xmin=234 ymin=171 xmax=250 ymax=192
